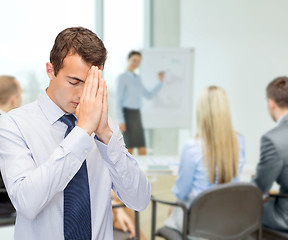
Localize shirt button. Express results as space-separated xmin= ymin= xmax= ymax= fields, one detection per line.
xmin=84 ymin=150 xmax=88 ymax=154
xmin=122 ymin=175 xmax=125 ymax=179
xmin=110 ymin=152 xmax=115 ymax=156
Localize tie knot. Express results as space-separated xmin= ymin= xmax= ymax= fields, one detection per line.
xmin=59 ymin=114 xmax=76 ymax=128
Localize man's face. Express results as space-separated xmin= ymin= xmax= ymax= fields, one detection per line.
xmin=46 ymin=54 xmax=91 ymax=113
xmin=128 ymin=54 xmax=141 ymax=70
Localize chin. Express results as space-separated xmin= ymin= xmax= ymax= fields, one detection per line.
xmin=69 ymin=109 xmax=76 ymax=114
xmin=64 ymin=107 xmax=76 ymax=114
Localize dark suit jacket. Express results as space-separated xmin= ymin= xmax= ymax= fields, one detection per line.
xmin=254 ymin=114 xmax=288 ymax=231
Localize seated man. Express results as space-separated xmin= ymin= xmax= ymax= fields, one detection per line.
xmin=0 ymin=75 xmax=22 ymax=217
xmin=253 ymin=76 xmax=288 ymax=232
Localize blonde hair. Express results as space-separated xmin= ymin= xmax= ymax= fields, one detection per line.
xmin=196 ymin=86 xmax=239 ymax=184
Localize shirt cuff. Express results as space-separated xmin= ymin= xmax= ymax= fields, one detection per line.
xmin=95 ymin=128 xmax=124 ymax=165
xmin=60 ymin=126 xmax=93 ymax=161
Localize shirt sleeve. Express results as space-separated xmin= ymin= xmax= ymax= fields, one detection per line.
xmin=172 ymin=142 xmax=197 ymax=201
xmin=141 ymin=78 xmax=163 ymax=99
xmin=0 ymin=115 xmax=93 ymax=220
xmin=237 ymin=134 xmax=246 ymax=177
xmin=115 ymin=75 xmax=126 ymax=124
xmin=94 ymin=119 xmax=151 ymax=211
xmin=253 ymin=135 xmax=283 ymax=194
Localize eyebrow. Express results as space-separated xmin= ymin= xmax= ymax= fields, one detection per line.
xmin=67 ymin=76 xmax=85 ymax=83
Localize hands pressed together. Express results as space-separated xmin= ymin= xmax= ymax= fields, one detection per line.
xmin=76 ymin=66 xmax=112 ymax=144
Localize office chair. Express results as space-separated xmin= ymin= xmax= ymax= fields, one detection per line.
xmin=151 ymin=182 xmax=263 ymax=240
xmin=262 ymin=193 xmax=288 ymax=240
xmin=112 ymin=203 xmax=140 ymax=240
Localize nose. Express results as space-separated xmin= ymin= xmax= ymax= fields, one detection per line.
xmin=76 ymin=84 xmax=84 ymax=99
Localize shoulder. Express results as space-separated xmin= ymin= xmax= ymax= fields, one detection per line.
xmin=261 ymin=122 xmax=288 ymax=145
xmin=0 ymin=101 xmax=40 ymax=128
xmin=181 ymin=138 xmax=202 ymax=162
xmin=183 ymin=138 xmax=201 ymax=149
xmin=117 ymin=72 xmax=129 ymax=81
xmin=260 ymin=123 xmax=288 ymax=156
xmin=236 ymin=132 xmax=245 ymax=147
xmin=8 ymin=101 xmax=39 ymax=118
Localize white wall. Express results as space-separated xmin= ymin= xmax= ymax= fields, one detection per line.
xmin=180 ymin=0 xmax=288 ymax=166
xmin=152 ymin=0 xmax=180 ymax=47
xmin=0 ymin=0 xmax=96 ymax=104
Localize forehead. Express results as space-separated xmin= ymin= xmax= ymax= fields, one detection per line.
xmin=60 ymin=54 xmax=91 ymax=75
xmin=130 ymin=54 xmax=141 ymax=60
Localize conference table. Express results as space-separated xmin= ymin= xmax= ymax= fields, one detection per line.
xmin=136 ymin=155 xmax=179 ymax=176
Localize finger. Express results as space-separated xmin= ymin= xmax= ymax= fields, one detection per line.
xmin=75 ymin=104 xmax=80 ymax=118
xmin=102 ymin=80 xmax=108 ymax=112
xmin=82 ymin=66 xmax=95 ymax=101
xmin=96 ymin=78 xmax=104 ymax=102
xmin=98 ymin=69 xmax=103 ymax=80
xmin=126 ymin=220 xmax=135 ymax=237
xmin=119 ymin=220 xmax=128 ymax=232
xmin=88 ymin=66 xmax=99 ymax=98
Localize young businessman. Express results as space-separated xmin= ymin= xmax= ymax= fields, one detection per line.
xmin=253 ymin=76 xmax=288 ymax=232
xmin=0 ymin=27 xmax=151 ymax=240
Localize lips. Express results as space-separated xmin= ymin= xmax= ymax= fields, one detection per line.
xmin=72 ymin=102 xmax=79 ymax=107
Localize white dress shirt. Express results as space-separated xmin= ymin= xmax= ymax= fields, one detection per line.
xmin=0 ymin=91 xmax=151 ymax=240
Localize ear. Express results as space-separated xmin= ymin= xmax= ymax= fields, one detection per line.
xmin=9 ymin=95 xmax=15 ymax=106
xmin=46 ymin=62 xmax=55 ymax=80
xmin=7 ymin=94 xmax=17 ymax=110
xmin=268 ymin=98 xmax=276 ymax=110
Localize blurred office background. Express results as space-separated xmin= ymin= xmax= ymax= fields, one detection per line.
xmin=1 ymin=0 xmax=286 ymax=167
xmin=1 ymin=0 xmax=288 ymax=237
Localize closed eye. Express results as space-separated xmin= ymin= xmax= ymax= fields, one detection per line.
xmin=66 ymin=76 xmax=85 ymax=85
xmin=69 ymin=81 xmax=79 ymax=85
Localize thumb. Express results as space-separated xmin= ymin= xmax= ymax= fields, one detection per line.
xmin=75 ymin=104 xmax=80 ymax=118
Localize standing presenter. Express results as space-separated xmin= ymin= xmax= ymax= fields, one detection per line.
xmin=116 ymin=50 xmax=164 ymax=155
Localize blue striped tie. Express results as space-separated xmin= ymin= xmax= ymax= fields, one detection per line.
xmin=60 ymin=114 xmax=92 ymax=240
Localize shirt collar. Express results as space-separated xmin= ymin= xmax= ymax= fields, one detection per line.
xmin=277 ymin=113 xmax=288 ymax=125
xmin=0 ymin=109 xmax=5 ymax=115
xmin=38 ymin=90 xmax=66 ymax=125
xmin=126 ymin=70 xmax=136 ymax=78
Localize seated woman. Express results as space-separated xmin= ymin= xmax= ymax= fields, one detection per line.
xmin=164 ymin=86 xmax=245 ymax=234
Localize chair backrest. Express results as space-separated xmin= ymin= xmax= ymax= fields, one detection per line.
xmin=187 ymin=182 xmax=262 ymax=240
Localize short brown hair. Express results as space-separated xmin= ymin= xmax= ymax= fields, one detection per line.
xmin=266 ymin=76 xmax=288 ymax=108
xmin=127 ymin=50 xmax=141 ymax=59
xmin=0 ymin=76 xmax=20 ymax=105
xmin=50 ymin=27 xmax=107 ymax=76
